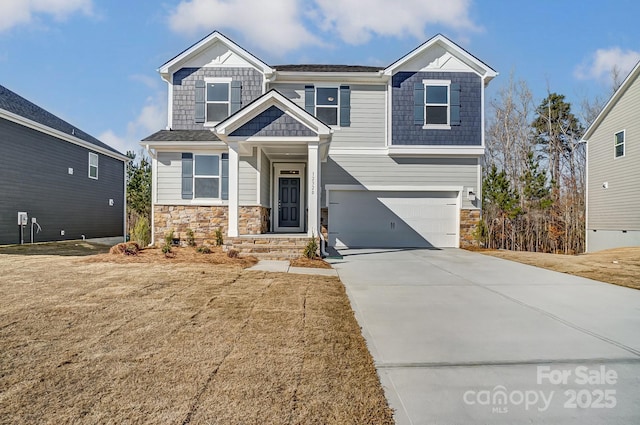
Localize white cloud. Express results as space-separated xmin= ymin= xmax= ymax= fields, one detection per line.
xmin=575 ymin=47 xmax=640 ymax=83
xmin=313 ymin=0 xmax=479 ymax=44
xmin=0 ymin=0 xmax=93 ymax=32
xmin=99 ymin=94 xmax=167 ymax=155
xmin=168 ymin=0 xmax=321 ymax=54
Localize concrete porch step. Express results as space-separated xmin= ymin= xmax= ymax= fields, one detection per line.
xmin=226 ymin=235 xmax=318 ymax=260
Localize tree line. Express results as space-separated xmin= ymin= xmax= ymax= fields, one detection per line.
xmin=478 ymin=72 xmax=618 ymax=254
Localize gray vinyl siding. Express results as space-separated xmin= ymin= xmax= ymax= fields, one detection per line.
xmin=269 ymin=83 xmax=386 ymax=148
xmin=392 ymin=71 xmax=481 ymax=145
xmin=0 ymin=118 xmax=124 ymax=244
xmin=260 ymin=149 xmax=271 ymax=206
xmin=156 ymin=152 xmax=182 ymax=203
xmin=587 ymin=73 xmax=640 ymax=234
xmin=172 ymin=67 xmax=263 ymax=130
xmin=239 ymin=154 xmax=257 ymax=205
xmin=322 ymin=154 xmax=479 ymax=209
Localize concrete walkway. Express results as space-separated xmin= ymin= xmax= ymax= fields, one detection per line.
xmin=248 ymin=260 xmax=338 ymax=276
xmin=329 ymin=248 xmax=640 ymax=425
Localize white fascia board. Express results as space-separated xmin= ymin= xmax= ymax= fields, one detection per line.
xmin=583 ymin=61 xmax=640 ymax=140
xmin=386 ymin=145 xmax=485 ymax=156
xmin=272 ymin=71 xmax=387 ymax=84
xmin=158 ymin=31 xmax=274 ymax=79
xmin=325 ymin=184 xmax=463 ymax=192
xmin=0 ymin=108 xmax=129 ymax=162
xmin=384 ymin=34 xmax=498 ymax=82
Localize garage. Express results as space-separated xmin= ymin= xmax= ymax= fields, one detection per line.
xmin=328 ymin=190 xmax=459 ymax=248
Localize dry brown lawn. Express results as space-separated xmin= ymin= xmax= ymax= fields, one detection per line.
xmin=0 ymin=243 xmax=393 ymax=424
xmin=477 ymin=247 xmax=640 ymax=290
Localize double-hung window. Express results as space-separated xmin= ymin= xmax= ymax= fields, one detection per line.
xmin=415 ymin=80 xmax=460 ymax=128
xmin=182 ymin=153 xmax=229 ymax=200
xmin=315 ymin=87 xmax=339 ymax=126
xmin=206 ymin=81 xmax=230 ymax=123
xmin=88 ymin=152 xmax=98 ymax=179
xmin=614 ymin=130 xmax=625 ymax=158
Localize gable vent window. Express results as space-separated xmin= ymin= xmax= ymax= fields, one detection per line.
xmin=88 ymin=152 xmax=98 ymax=180
xmin=614 ymin=130 xmax=625 ymax=158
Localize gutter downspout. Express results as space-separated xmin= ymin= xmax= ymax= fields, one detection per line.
xmin=144 ymin=144 xmax=158 ymax=246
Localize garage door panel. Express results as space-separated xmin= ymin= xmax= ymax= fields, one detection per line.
xmin=329 ymin=190 xmax=458 ymax=248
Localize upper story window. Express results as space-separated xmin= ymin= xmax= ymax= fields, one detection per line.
xmin=414 ymin=80 xmax=460 ymax=128
xmin=88 ymin=152 xmax=98 ymax=179
xmin=206 ymin=82 xmax=230 ymax=123
xmin=316 ymin=87 xmax=339 ymax=126
xmin=614 ymin=130 xmax=625 ymax=158
xmin=182 ymin=153 xmax=229 ymax=200
xmin=305 ymin=85 xmax=350 ymax=127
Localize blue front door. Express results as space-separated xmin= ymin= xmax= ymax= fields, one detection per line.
xmin=278 ymin=178 xmax=300 ymax=228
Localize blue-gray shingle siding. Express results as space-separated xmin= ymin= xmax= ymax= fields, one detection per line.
xmin=0 ymin=118 xmax=124 ymax=244
xmin=392 ymin=71 xmax=481 ymax=145
xmin=230 ymin=105 xmax=316 ymax=137
xmin=172 ymin=67 xmax=263 ymax=130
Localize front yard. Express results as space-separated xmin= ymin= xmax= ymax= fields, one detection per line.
xmin=0 ymin=244 xmax=393 ymax=424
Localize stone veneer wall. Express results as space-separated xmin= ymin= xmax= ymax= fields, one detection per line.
xmin=154 ymin=205 xmax=270 ymax=246
xmin=460 ymin=209 xmax=481 ymax=248
xmin=238 ymin=206 xmax=270 ymax=235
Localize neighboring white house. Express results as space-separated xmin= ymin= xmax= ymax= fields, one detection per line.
xmin=142 ymin=31 xmax=497 ymax=255
xmin=583 ymin=61 xmax=640 ymax=252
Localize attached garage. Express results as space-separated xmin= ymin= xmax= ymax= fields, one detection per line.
xmin=328 ymin=189 xmax=460 ymax=248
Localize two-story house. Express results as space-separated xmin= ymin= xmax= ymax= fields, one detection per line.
xmin=142 ymin=31 xmax=497 ymax=254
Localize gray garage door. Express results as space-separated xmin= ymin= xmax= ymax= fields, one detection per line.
xmin=328 ymin=190 xmax=459 ymax=248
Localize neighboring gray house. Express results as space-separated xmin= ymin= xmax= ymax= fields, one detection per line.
xmin=583 ymin=61 xmax=640 ymax=252
xmin=0 ymin=85 xmax=128 ymax=245
xmin=142 ymin=32 xmax=497 ymax=253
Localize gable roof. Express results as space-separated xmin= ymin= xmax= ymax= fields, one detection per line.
xmin=583 ymin=61 xmax=640 ymax=140
xmin=383 ymin=33 xmax=498 ymax=83
xmin=0 ymin=85 xmax=127 ymax=160
xmin=215 ymin=89 xmax=331 ymax=139
xmin=158 ymin=30 xmax=274 ymax=80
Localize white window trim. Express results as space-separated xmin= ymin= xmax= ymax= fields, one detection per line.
xmin=204 ymin=77 xmax=232 ymax=124
xmin=88 ymin=152 xmax=98 ymax=180
xmin=315 ymin=84 xmax=341 ymax=129
xmin=614 ymin=129 xmax=625 ymax=159
xmin=422 ymin=79 xmax=451 ymax=130
xmin=192 ymin=152 xmax=226 ymax=201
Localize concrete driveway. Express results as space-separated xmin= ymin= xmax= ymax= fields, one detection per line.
xmin=328 ymin=248 xmax=640 ymax=425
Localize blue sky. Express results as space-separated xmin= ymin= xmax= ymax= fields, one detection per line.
xmin=1 ymin=0 xmax=639 ymax=155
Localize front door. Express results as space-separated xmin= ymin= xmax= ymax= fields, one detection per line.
xmin=278 ymin=177 xmax=301 ymax=228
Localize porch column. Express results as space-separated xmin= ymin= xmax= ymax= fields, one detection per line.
xmin=228 ymin=142 xmax=239 ymax=237
xmin=307 ymin=142 xmax=320 ymax=237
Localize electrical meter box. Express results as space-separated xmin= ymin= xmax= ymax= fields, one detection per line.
xmin=18 ymin=212 xmax=28 ymax=226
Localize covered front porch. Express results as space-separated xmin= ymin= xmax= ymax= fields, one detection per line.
xmin=213 ymin=90 xmax=332 ymax=242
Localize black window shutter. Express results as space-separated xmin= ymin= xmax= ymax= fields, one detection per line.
xmin=340 ymin=85 xmax=351 ymax=127
xmin=230 ymin=81 xmax=242 ymax=114
xmin=221 ymin=153 xmax=229 ymax=200
xmin=414 ymin=83 xmax=425 ymax=125
xmin=195 ymin=80 xmax=205 ymax=123
xmin=181 ymin=153 xmax=193 ymax=199
xmin=305 ymin=85 xmax=315 ymax=115
xmin=450 ymin=83 xmax=461 ymax=126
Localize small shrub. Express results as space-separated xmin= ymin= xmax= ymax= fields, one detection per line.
xmin=197 ymin=245 xmax=211 ymax=254
xmin=109 ymin=242 xmax=140 ymax=256
xmin=164 ymin=230 xmax=175 ymax=247
xmin=131 ymin=217 xmax=151 ymax=247
xmin=303 ymin=236 xmax=319 ymax=259
xmin=227 ymin=249 xmax=239 ymax=258
xmin=162 ymin=244 xmax=172 ymax=256
xmin=185 ymin=229 xmax=196 ymax=247
xmin=214 ymin=228 xmax=224 ymax=246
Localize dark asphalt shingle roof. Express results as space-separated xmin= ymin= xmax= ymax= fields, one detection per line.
xmin=274 ymin=64 xmax=384 ymax=73
xmin=142 ymin=129 xmax=221 ymax=142
xmin=0 ymin=85 xmax=124 ymax=157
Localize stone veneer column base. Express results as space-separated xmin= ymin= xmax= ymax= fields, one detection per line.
xmin=460 ymin=209 xmax=481 ymax=248
xmin=238 ymin=206 xmax=270 ymax=235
